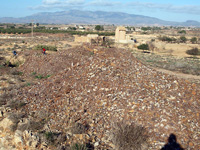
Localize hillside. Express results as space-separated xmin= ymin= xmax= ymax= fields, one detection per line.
xmin=0 ymin=44 xmax=199 ymax=149
xmin=0 ymin=10 xmax=200 ymax=26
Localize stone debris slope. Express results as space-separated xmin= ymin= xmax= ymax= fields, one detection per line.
xmin=9 ymin=45 xmax=200 ymax=149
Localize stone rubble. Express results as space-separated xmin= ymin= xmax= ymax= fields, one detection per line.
xmin=1 ymin=44 xmax=200 ymax=149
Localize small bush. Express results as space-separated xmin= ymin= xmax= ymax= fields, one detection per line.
xmin=70 ymin=143 xmax=88 ymax=150
xmin=190 ymin=37 xmax=197 ymax=44
xmin=158 ymin=36 xmax=176 ymax=43
xmin=179 ymin=36 xmax=187 ymax=43
xmin=186 ymin=48 xmax=200 ymax=56
xmin=44 ymin=132 xmax=55 ymax=144
xmin=137 ymin=44 xmax=149 ymax=50
xmin=178 ymin=30 xmax=186 ymax=34
xmin=111 ymin=121 xmax=148 ymax=150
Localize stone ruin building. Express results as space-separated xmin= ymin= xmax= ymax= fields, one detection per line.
xmin=115 ymin=26 xmax=135 ymax=43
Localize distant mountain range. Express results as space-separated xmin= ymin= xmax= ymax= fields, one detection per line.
xmin=1 ymin=10 xmax=200 ymax=26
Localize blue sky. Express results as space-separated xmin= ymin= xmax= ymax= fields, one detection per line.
xmin=1 ymin=0 xmax=200 ymax=22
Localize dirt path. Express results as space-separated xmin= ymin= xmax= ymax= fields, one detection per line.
xmin=153 ymin=67 xmax=200 ymax=83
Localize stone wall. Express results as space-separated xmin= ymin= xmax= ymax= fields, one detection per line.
xmin=74 ymin=34 xmax=99 ymax=43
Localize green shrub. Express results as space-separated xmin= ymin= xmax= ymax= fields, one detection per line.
xmin=70 ymin=143 xmax=88 ymax=150
xmin=32 ymin=72 xmax=37 ymax=75
xmin=137 ymin=44 xmax=149 ymax=50
xmin=180 ymin=36 xmax=187 ymax=43
xmin=158 ymin=36 xmax=176 ymax=43
xmin=89 ymin=51 xmax=94 ymax=56
xmin=178 ymin=30 xmax=186 ymax=34
xmin=25 ymin=82 xmax=32 ymax=86
xmin=141 ymin=27 xmax=151 ymax=31
xmin=44 ymin=132 xmax=55 ymax=144
xmin=35 ymin=74 xmax=43 ymax=79
xmin=190 ymin=37 xmax=197 ymax=44
xmin=186 ymin=48 xmax=200 ymax=56
xmin=35 ymin=74 xmax=51 ymax=79
xmin=0 ymin=28 xmax=114 ymax=36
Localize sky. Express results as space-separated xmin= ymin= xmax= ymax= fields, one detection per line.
xmin=1 ymin=0 xmax=200 ymax=22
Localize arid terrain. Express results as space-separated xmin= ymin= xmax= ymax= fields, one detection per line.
xmin=0 ymin=32 xmax=200 ymax=150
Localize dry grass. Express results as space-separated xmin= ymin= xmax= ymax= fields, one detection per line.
xmin=7 ymin=100 xmax=27 ymax=110
xmin=111 ymin=121 xmax=148 ymax=150
xmin=186 ymin=48 xmax=200 ymax=56
xmin=132 ymin=50 xmax=200 ymax=76
xmin=18 ymin=120 xmax=45 ymax=132
xmin=71 ymin=123 xmax=89 ymax=134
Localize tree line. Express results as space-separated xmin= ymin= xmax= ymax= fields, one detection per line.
xmin=0 ymin=28 xmax=115 ymax=36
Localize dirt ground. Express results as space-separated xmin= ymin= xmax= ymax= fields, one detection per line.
xmin=0 ymin=32 xmax=200 ymax=149
xmin=0 ymin=42 xmax=199 ymax=149
xmin=0 ymin=33 xmax=200 ymax=87
xmin=129 ymin=33 xmax=200 ymax=58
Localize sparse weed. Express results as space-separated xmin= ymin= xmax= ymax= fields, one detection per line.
xmin=18 ymin=120 xmax=46 ymax=132
xmin=45 ymin=74 xmax=51 ymax=79
xmin=32 ymin=72 xmax=37 ymax=75
xmin=70 ymin=143 xmax=88 ymax=150
xmin=35 ymin=74 xmax=51 ymax=79
xmin=111 ymin=121 xmax=148 ymax=150
xmin=89 ymin=51 xmax=94 ymax=56
xmin=44 ymin=131 xmax=55 ymax=144
xmin=11 ymin=70 xmax=23 ymax=75
xmin=131 ymin=50 xmax=200 ymax=76
xmin=7 ymin=100 xmax=27 ymax=110
xmin=35 ymin=74 xmax=43 ymax=79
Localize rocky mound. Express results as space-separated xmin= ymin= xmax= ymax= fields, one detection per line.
xmin=1 ymin=45 xmax=200 ymax=149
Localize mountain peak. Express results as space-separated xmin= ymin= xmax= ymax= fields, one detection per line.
xmin=0 ymin=10 xmax=200 ymax=26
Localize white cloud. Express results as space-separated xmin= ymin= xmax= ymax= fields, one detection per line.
xmin=43 ymin=0 xmax=61 ymax=5
xmin=31 ymin=1 xmax=200 ymax=16
xmin=127 ymin=2 xmax=200 ymax=15
xmin=31 ymin=0 xmax=86 ymax=10
xmin=67 ymin=0 xmax=85 ymax=5
xmin=89 ymin=0 xmax=121 ymax=7
xmin=42 ymin=0 xmax=85 ymax=5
